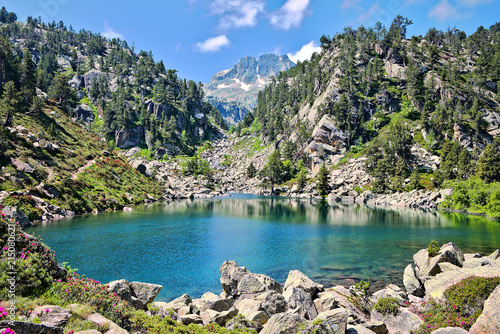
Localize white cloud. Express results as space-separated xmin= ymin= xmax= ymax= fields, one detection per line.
xmin=287 ymin=41 xmax=321 ymax=63
xmin=270 ymin=0 xmax=311 ymax=30
xmin=196 ymin=35 xmax=231 ymax=52
xmin=209 ymin=0 xmax=265 ymax=29
xmin=354 ymin=2 xmax=380 ymax=24
xmin=101 ymin=21 xmax=124 ymax=40
xmin=340 ymin=0 xmax=361 ymax=11
xmin=458 ymin=0 xmax=493 ymax=7
xmin=428 ymin=0 xmax=461 ymax=21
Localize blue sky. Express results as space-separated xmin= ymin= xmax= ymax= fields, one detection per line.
xmin=3 ymin=0 xmax=499 ymax=83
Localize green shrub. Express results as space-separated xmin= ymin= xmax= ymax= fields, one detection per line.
xmin=1 ymin=194 xmax=43 ymax=221
xmin=373 ymin=297 xmax=400 ymax=316
xmin=413 ymin=276 xmax=500 ymax=334
xmin=427 ymin=241 xmax=440 ymax=257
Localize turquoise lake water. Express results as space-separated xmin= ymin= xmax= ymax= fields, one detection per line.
xmin=27 ymin=194 xmax=500 ymax=301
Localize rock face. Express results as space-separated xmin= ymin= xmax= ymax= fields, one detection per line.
xmin=115 ymin=127 xmax=145 ymax=149
xmin=87 ymin=313 xmax=128 ymax=334
xmin=468 ymin=284 xmax=500 ymax=334
xmin=2 ymin=206 xmax=32 ymax=227
xmin=129 ymin=281 xmax=163 ymax=306
xmin=238 ymin=273 xmax=283 ymax=298
xmin=307 ymin=115 xmax=347 ymax=171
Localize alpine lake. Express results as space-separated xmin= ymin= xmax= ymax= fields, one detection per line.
xmin=27 ymin=194 xmax=500 ymax=301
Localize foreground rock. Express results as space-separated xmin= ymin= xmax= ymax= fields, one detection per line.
xmin=107 ymin=279 xmax=162 ymax=309
xmin=0 ymin=321 xmax=63 ymax=334
xmin=469 ymin=284 xmax=500 ymax=334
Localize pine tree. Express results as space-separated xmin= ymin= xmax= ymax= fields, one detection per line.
xmin=409 ymin=168 xmax=421 ymax=190
xmin=297 ymin=168 xmax=308 ymax=192
xmin=246 ymin=162 xmax=257 ymax=178
xmin=1 ymin=81 xmax=21 ymax=126
xmin=20 ymin=50 xmax=36 ymax=108
xmin=316 ymin=163 xmax=330 ymax=197
xmin=476 ymin=144 xmax=500 ymax=183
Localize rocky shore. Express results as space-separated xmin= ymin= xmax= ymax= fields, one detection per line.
xmin=3 ymin=242 xmax=499 ymax=334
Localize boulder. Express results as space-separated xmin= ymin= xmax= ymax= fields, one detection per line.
xmin=87 ymin=313 xmax=128 ymax=334
xmin=178 ymin=314 xmax=203 ymax=325
xmin=283 ymin=286 xmax=318 ymax=320
xmin=346 ymin=325 xmax=378 ymax=333
xmin=413 ymin=242 xmax=464 ymax=280
xmin=424 ymin=266 xmax=500 ymax=303
xmin=469 ymin=284 xmax=500 ymax=334
xmin=73 ymin=330 xmax=102 ymax=334
xmin=316 ymin=308 xmax=349 ymax=334
xmin=284 ymin=270 xmax=324 ymax=298
xmin=371 ymin=308 xmax=423 ymax=334
xmin=154 ymin=294 xmax=192 ymax=312
xmin=254 ymin=290 xmax=289 ymax=315
xmin=330 ymin=286 xmax=369 ymax=323
xmin=403 ymin=264 xmax=424 ymax=297
xmin=260 ymin=312 xmax=305 ymax=334
xmin=431 ymin=328 xmax=468 ymax=334
xmin=364 ymin=321 xmax=389 ymax=334
xmin=12 ymin=159 xmax=35 ymax=174
xmin=129 ymin=281 xmax=162 ymax=306
xmin=371 ymin=284 xmax=407 ymax=305
xmin=220 ymin=260 xmax=250 ymax=297
xmin=29 ymin=305 xmax=72 ymax=327
xmin=194 ymin=292 xmax=232 ymax=312
xmin=0 ymin=321 xmax=63 ymax=334
xmin=234 ymin=298 xmax=262 ymax=316
xmin=489 ymin=249 xmax=499 ymax=260
xmin=238 ymin=273 xmax=283 ymax=298
xmin=107 ymin=279 xmax=133 ymax=303
xmin=73 ymin=104 xmax=94 ymax=124
xmin=201 ymin=307 xmax=238 ymax=326
xmin=2 ymin=206 xmax=32 ymax=227
xmin=314 ymin=291 xmax=338 ymax=313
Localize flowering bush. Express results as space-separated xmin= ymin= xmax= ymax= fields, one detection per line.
xmin=48 ymin=275 xmax=130 ymax=326
xmin=1 ymin=195 xmax=43 ymax=221
xmin=413 ymin=276 xmax=500 ymax=333
xmin=0 ymin=208 xmax=63 ymax=298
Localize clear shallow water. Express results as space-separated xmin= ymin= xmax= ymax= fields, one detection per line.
xmin=28 ymin=194 xmax=500 ymax=301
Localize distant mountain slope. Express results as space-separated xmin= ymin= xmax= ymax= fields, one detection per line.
xmin=204 ymin=53 xmax=295 ymax=124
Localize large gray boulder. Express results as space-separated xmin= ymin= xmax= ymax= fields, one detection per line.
xmin=469 ymin=284 xmax=500 ymax=334
xmin=29 ymin=305 xmax=72 ymax=327
xmin=314 ymin=291 xmax=338 ymax=313
xmin=316 ymin=308 xmax=349 ymax=334
xmin=260 ymin=312 xmax=305 ymax=334
xmin=129 ymin=281 xmax=162 ymax=306
xmin=87 ymin=313 xmax=128 ymax=334
xmin=193 ymin=292 xmax=232 ymax=312
xmin=220 ymin=260 xmax=250 ymax=297
xmin=284 ymin=269 xmax=324 ymax=298
xmin=238 ymin=273 xmax=283 ymax=298
xmin=413 ymin=242 xmax=464 ymax=280
xmin=0 ymin=321 xmax=63 ymax=334
xmin=154 ymin=294 xmax=192 ymax=313
xmin=370 ymin=285 xmax=407 ymax=305
xmin=2 ymin=206 xmax=32 ymax=227
xmin=253 ymin=290 xmax=289 ymax=315
xmin=107 ymin=279 xmax=133 ymax=303
xmin=201 ymin=307 xmax=238 ymax=326
xmin=403 ymin=264 xmax=424 ymax=297
xmin=371 ymin=307 xmax=423 ymax=334
xmin=424 ymin=266 xmax=500 ymax=302
xmin=283 ymin=287 xmax=318 ymax=320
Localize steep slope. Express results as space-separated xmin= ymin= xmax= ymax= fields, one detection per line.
xmin=204 ymin=53 xmax=295 ymax=124
xmin=230 ymin=18 xmax=500 ymax=201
